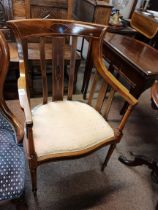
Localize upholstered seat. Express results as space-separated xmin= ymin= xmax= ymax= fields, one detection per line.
xmin=32 ymin=101 xmax=115 ymax=161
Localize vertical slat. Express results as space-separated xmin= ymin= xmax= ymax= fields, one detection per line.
xmin=103 ymin=88 xmax=115 ymax=119
xmin=52 ymin=37 xmax=64 ymax=101
xmin=88 ymin=72 xmax=99 ymax=106
xmin=22 ymin=39 xmax=30 ymax=103
xmin=40 ymin=37 xmax=48 ymax=104
xmin=68 ymin=36 xmax=77 ymax=100
xmin=82 ymin=39 xmax=93 ymax=99
xmin=95 ymin=81 xmax=108 ymax=112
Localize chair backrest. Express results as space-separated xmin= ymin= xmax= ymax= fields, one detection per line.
xmin=7 ymin=19 xmax=107 ymax=104
xmin=0 ymin=31 xmax=23 ymax=141
xmin=25 ymin=0 xmax=73 ymax=19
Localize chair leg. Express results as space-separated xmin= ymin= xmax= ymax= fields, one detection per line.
xmin=29 ymin=165 xmax=37 ymax=196
xmin=101 ymin=143 xmax=116 ymax=171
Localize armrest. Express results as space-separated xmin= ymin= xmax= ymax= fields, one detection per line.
xmin=18 ymin=88 xmax=32 ymax=125
xmin=14 ymin=53 xmax=33 ymax=125
xmin=18 ymin=67 xmax=32 ymax=125
xmin=94 ymin=57 xmax=138 ymax=106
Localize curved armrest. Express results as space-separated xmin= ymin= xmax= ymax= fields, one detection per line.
xmin=94 ymin=57 xmax=138 ymax=107
xmin=18 ymin=88 xmax=32 ymax=125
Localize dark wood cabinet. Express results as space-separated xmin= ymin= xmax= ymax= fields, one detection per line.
xmin=73 ymin=0 xmax=112 ymax=25
xmin=26 ymin=0 xmax=69 ymax=19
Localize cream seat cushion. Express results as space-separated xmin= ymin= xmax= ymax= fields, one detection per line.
xmin=32 ymin=101 xmax=115 ymax=160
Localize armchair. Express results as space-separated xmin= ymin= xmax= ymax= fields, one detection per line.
xmin=7 ymin=19 xmax=137 ymax=195
xmin=0 ymin=31 xmax=25 ymax=201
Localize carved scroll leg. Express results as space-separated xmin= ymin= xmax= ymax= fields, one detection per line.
xmin=101 ymin=143 xmax=116 ymax=171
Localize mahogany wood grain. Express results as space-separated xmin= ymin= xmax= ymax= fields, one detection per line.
xmin=104 ymin=33 xmax=158 ymax=113
xmin=104 ymin=33 xmax=158 ymax=77
xmin=7 ymin=19 xmax=137 ymax=194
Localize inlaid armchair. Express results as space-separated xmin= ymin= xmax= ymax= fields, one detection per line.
xmin=8 ymin=19 xmax=138 ymax=195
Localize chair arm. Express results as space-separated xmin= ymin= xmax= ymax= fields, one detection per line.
xmin=16 ymin=58 xmax=33 ymax=125
xmin=94 ymin=57 xmax=138 ymax=107
xmin=18 ymin=88 xmax=32 ymax=125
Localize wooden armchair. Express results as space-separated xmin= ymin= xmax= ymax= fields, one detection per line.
xmin=8 ymin=19 xmax=137 ymax=195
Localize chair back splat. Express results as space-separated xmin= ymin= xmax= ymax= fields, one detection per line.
xmin=8 ymin=19 xmax=105 ymax=103
xmin=7 ymin=19 xmax=138 ymax=195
